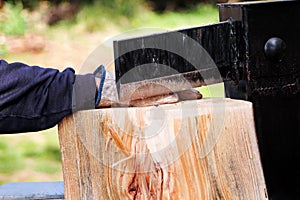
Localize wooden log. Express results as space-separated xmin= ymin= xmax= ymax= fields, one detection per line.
xmin=58 ymin=98 xmax=268 ymax=200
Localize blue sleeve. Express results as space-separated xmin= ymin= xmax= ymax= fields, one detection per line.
xmin=0 ymin=59 xmax=96 ymax=134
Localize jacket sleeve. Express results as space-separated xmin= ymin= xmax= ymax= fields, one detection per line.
xmin=0 ymin=59 xmax=97 ymax=134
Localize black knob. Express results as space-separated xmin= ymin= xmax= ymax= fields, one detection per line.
xmin=264 ymin=37 xmax=286 ymax=62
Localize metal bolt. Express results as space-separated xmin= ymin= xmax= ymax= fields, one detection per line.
xmin=264 ymin=37 xmax=286 ymax=62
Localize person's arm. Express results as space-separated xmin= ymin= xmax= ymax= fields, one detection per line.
xmin=0 ymin=59 xmax=97 ymax=134
xmin=0 ymin=59 xmax=202 ymax=134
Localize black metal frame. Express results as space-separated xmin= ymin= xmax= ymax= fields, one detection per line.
xmin=219 ymin=1 xmax=300 ymax=199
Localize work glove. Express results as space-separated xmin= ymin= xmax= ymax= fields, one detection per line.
xmin=94 ymin=65 xmax=202 ymax=108
xmin=94 ymin=65 xmax=118 ymax=107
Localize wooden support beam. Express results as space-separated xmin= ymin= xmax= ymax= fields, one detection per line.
xmin=58 ymin=98 xmax=268 ymax=199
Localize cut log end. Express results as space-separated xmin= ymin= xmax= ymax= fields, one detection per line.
xmin=58 ymin=98 xmax=268 ymax=199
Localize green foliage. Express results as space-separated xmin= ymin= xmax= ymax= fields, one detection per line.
xmin=0 ymin=140 xmax=25 ymax=174
xmin=75 ymin=0 xmax=142 ymax=32
xmin=129 ymin=3 xmax=219 ymax=30
xmin=4 ymin=0 xmax=39 ymax=10
xmin=19 ymin=140 xmax=61 ymax=163
xmin=0 ymin=3 xmax=27 ymax=36
xmin=100 ymin=0 xmax=141 ymax=18
xmin=74 ymin=2 xmax=218 ymax=32
xmin=148 ymin=0 xmax=218 ymax=12
xmin=0 ymin=1 xmax=218 ymax=34
xmin=0 ymin=128 xmax=61 ymax=178
xmin=196 ymin=83 xmax=225 ymax=98
xmin=0 ymin=44 xmax=7 ymax=57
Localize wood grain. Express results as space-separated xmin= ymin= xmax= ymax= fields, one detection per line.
xmin=58 ymin=98 xmax=268 ymax=200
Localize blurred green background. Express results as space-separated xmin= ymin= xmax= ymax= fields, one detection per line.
xmin=0 ymin=0 xmax=229 ymax=184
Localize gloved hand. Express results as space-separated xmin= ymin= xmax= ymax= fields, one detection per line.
xmin=94 ymin=65 xmax=118 ymax=107
xmin=94 ymin=65 xmax=202 ymax=108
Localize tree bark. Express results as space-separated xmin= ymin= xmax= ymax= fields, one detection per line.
xmin=58 ymin=98 xmax=268 ymax=200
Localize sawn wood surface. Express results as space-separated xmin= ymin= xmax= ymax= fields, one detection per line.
xmin=58 ymin=98 xmax=268 ymax=200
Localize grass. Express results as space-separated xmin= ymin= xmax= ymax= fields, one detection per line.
xmin=0 ymin=141 xmax=25 ymax=174
xmin=0 ymin=1 xmax=221 ymax=185
xmin=0 ymin=128 xmax=62 ymax=184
